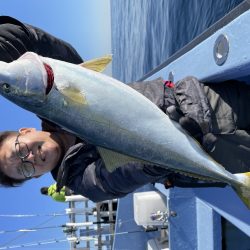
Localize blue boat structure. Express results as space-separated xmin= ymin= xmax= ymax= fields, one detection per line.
xmin=113 ymin=1 xmax=250 ymax=249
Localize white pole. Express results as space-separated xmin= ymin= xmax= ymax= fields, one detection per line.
xmin=65 ymin=208 xmax=92 ymax=214
xmin=67 ymin=236 xmax=95 ymax=242
xmin=92 ymin=211 xmax=116 ymax=217
xmin=65 ymin=195 xmax=88 ymax=202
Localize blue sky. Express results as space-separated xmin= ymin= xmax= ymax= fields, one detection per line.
xmin=0 ymin=1 xmax=111 ymax=249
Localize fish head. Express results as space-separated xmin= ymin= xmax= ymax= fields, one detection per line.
xmin=0 ymin=52 xmax=49 ymax=111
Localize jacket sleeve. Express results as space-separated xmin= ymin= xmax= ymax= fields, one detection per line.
xmin=25 ymin=24 xmax=84 ymax=63
xmin=76 ymin=160 xmax=170 ymax=202
xmin=58 ymin=143 xmax=170 ymax=202
xmin=0 ymin=16 xmax=83 ymax=63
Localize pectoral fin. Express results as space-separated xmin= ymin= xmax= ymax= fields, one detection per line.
xmin=58 ymin=87 xmax=87 ymax=105
xmin=80 ymin=55 xmax=112 ymax=72
xmin=97 ymin=146 xmax=147 ymax=172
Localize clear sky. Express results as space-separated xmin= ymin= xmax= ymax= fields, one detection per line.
xmin=0 ymin=1 xmax=111 ymax=249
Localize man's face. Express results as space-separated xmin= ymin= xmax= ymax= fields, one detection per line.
xmin=0 ymin=128 xmax=62 ymax=180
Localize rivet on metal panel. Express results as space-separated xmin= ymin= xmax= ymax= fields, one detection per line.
xmin=213 ymin=34 xmax=229 ymax=66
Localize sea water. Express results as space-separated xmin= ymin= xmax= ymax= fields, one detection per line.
xmin=111 ymin=0 xmax=245 ymax=83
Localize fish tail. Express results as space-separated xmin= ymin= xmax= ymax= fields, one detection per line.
xmin=233 ymin=172 xmax=250 ymax=209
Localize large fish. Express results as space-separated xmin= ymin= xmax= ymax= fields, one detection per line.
xmin=0 ymin=52 xmax=250 ymax=208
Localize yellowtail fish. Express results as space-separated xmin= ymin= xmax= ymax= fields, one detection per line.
xmin=0 ymin=52 xmax=249 ymax=208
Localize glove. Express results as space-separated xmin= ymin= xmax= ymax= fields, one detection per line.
xmin=166 ymin=105 xmax=217 ymax=152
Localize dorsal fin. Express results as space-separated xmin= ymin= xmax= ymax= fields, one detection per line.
xmin=80 ymin=55 xmax=112 ymax=72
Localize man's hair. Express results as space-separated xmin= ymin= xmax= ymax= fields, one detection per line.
xmin=0 ymin=131 xmax=27 ymax=187
xmin=40 ymin=187 xmax=49 ymax=195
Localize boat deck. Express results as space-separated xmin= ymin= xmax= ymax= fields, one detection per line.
xmin=114 ymin=1 xmax=250 ymax=249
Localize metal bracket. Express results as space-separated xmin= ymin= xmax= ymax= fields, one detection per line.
xmin=150 ymin=210 xmax=177 ymax=224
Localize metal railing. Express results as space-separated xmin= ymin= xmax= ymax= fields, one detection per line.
xmin=64 ymin=195 xmax=117 ymax=250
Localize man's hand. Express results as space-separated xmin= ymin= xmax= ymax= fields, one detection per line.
xmin=166 ymin=105 xmax=217 ymax=152
xmin=167 ymin=106 xmax=203 ymax=141
xmin=163 ymin=76 xmax=219 ymax=153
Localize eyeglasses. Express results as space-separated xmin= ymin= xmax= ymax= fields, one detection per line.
xmin=15 ymin=134 xmax=35 ymax=178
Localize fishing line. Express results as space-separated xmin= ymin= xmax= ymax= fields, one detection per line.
xmin=0 ymin=237 xmax=67 ymax=250
xmin=0 ymin=237 xmax=99 ymax=250
xmin=0 ymin=220 xmax=116 ymax=234
xmin=0 ymin=229 xmax=148 ymax=250
xmin=0 ymin=216 xmax=58 ymax=247
xmin=0 ymin=219 xmax=165 ymax=249
xmin=0 ymin=212 xmax=68 ymax=218
xmin=0 ymin=207 xmax=154 ymax=248
xmin=0 ymin=225 xmax=64 ymax=234
xmin=0 ymin=207 xmax=94 ymax=218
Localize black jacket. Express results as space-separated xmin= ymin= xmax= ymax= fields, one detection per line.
xmin=0 ymin=16 xmax=83 ymax=63
xmin=52 ymin=142 xmax=173 ymax=202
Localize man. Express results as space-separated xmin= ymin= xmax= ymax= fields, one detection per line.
xmin=40 ymin=183 xmax=73 ymax=202
xmin=0 ymin=16 xmax=176 ymax=202
xmin=0 ymin=16 xmax=249 ymax=202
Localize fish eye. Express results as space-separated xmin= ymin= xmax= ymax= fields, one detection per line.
xmin=1 ymin=83 xmax=11 ymax=93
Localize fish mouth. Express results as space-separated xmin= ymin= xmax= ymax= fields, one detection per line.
xmin=43 ymin=63 xmax=54 ymax=95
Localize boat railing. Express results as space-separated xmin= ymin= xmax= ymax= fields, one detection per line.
xmin=64 ymin=195 xmax=117 ymax=250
